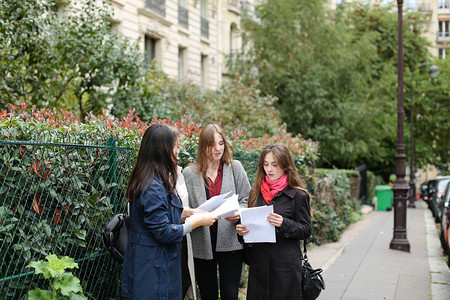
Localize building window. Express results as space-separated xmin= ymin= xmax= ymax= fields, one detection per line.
xmin=178 ymin=47 xmax=186 ymax=80
xmin=107 ymin=21 xmax=120 ymax=34
xmin=439 ymin=0 xmax=450 ymax=9
xmin=201 ymin=54 xmax=208 ymax=91
xmin=406 ymin=0 xmax=416 ymax=10
xmin=230 ymin=24 xmax=239 ymax=67
xmin=145 ymin=36 xmax=159 ymax=67
xmin=178 ymin=0 xmax=188 ymax=29
xmin=200 ymin=0 xmax=209 ymax=38
xmin=439 ymin=48 xmax=447 ymax=59
xmin=439 ymin=20 xmax=450 ymax=37
xmin=146 ymin=0 xmax=166 ymax=17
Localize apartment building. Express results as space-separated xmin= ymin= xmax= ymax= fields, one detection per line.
xmin=436 ymin=0 xmax=450 ymax=58
xmin=329 ymin=0 xmax=449 ymax=59
xmin=108 ymin=0 xmax=257 ymax=90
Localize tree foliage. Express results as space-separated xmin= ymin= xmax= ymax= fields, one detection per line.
xmin=0 ymin=0 xmax=145 ymax=119
xmin=411 ymin=59 xmax=450 ymax=170
xmin=153 ymin=78 xmax=285 ymax=138
xmin=233 ymin=0 xmax=438 ymax=175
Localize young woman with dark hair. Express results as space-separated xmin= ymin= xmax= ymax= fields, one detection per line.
xmin=121 ymin=124 xmax=219 ymax=300
xmin=236 ymin=143 xmax=312 ymax=300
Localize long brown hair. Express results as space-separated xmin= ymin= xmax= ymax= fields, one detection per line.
xmin=248 ymin=143 xmax=306 ymax=207
xmin=126 ymin=124 xmax=180 ymax=202
xmin=194 ymin=124 xmax=232 ymax=182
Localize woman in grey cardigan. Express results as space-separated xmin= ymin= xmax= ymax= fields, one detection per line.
xmin=182 ymin=124 xmax=251 ymax=300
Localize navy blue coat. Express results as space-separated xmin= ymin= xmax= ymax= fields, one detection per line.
xmin=121 ymin=176 xmax=184 ymax=300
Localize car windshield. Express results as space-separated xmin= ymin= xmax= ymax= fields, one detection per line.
xmin=445 ymin=183 xmax=450 ymax=204
xmin=438 ymin=179 xmax=450 ymax=193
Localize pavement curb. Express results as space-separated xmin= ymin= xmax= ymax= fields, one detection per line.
xmin=424 ymin=205 xmax=450 ymax=299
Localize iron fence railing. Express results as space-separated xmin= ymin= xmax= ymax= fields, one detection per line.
xmin=0 ymin=133 xmax=135 ymax=299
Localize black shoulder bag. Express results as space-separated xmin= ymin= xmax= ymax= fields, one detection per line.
xmin=301 ymin=241 xmax=326 ymax=300
xmin=102 ymin=212 xmax=130 ymax=264
xmin=291 ymin=197 xmax=325 ymax=300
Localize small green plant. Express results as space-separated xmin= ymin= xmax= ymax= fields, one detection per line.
xmin=26 ymin=254 xmax=87 ymax=300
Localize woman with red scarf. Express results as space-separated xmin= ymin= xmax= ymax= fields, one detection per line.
xmin=236 ymin=143 xmax=312 ymax=300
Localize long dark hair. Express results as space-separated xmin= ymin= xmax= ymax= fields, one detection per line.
xmin=195 ymin=124 xmax=232 ymax=182
xmin=248 ymin=143 xmax=306 ymax=207
xmin=126 ymin=124 xmax=180 ymax=202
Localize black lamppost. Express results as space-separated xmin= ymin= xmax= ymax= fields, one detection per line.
xmin=408 ymin=63 xmax=440 ymax=209
xmin=390 ymin=0 xmax=410 ymax=252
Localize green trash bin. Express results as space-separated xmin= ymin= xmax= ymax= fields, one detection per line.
xmin=375 ymin=185 xmax=393 ymax=211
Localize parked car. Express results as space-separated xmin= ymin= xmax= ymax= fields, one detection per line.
xmin=422 ymin=179 xmax=437 ymax=217
xmin=439 ymin=181 xmax=450 ymax=256
xmin=430 ymin=176 xmax=450 ymax=223
xmin=419 ymin=180 xmax=431 ymax=205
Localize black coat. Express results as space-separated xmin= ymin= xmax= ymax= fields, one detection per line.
xmin=246 ymin=187 xmax=312 ymax=300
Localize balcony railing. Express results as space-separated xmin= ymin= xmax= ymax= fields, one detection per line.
xmin=145 ymin=0 xmax=166 ymax=17
xmin=178 ymin=5 xmax=188 ymax=29
xmin=201 ymin=17 xmax=209 ymax=39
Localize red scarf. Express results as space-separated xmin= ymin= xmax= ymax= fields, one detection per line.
xmin=260 ymin=174 xmax=288 ymax=205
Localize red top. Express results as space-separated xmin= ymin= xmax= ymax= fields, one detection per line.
xmin=207 ymin=163 xmax=223 ymax=198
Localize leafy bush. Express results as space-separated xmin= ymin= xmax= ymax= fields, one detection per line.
xmin=366 ymin=170 xmax=377 ymax=204
xmin=310 ymin=169 xmax=362 ymax=244
xmin=27 ymin=254 xmax=87 ymax=299
xmin=147 ymin=76 xmax=286 ymax=139
xmin=236 ymin=129 xmax=319 ymax=186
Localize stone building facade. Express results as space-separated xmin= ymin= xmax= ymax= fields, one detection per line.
xmin=108 ymin=0 xmax=258 ymax=90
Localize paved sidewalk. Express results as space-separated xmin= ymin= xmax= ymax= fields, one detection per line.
xmin=308 ymin=200 xmax=450 ymax=300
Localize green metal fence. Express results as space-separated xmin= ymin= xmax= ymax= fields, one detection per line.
xmin=0 ymin=132 xmax=136 ymax=299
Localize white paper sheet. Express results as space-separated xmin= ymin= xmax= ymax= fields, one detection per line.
xmin=210 ymin=194 xmax=240 ymax=218
xmin=197 ymin=191 xmax=232 ymax=212
xmin=239 ymin=206 xmax=276 ymax=243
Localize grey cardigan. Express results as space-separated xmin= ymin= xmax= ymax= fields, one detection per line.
xmin=182 ymin=160 xmax=251 ymax=259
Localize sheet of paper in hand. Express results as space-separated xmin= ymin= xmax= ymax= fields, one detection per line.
xmin=197 ymin=191 xmax=232 ymax=211
xmin=210 ymin=193 xmax=240 ymax=218
xmin=239 ymin=206 xmax=276 ymax=243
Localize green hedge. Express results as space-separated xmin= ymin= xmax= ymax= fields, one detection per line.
xmin=310 ymin=169 xmax=362 ymax=245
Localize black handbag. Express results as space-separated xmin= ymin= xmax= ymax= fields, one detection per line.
xmin=301 ymin=241 xmax=325 ymax=300
xmin=291 ymin=196 xmax=325 ymax=299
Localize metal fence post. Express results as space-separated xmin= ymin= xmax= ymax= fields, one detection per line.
xmin=108 ymin=137 xmax=118 ymax=212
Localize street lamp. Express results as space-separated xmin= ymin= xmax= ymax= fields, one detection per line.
xmin=408 ymin=63 xmax=440 ymax=208
xmin=390 ymin=0 xmax=410 ymax=252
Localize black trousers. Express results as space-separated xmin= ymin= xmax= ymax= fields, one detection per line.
xmin=194 ymin=250 xmax=243 ymax=300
